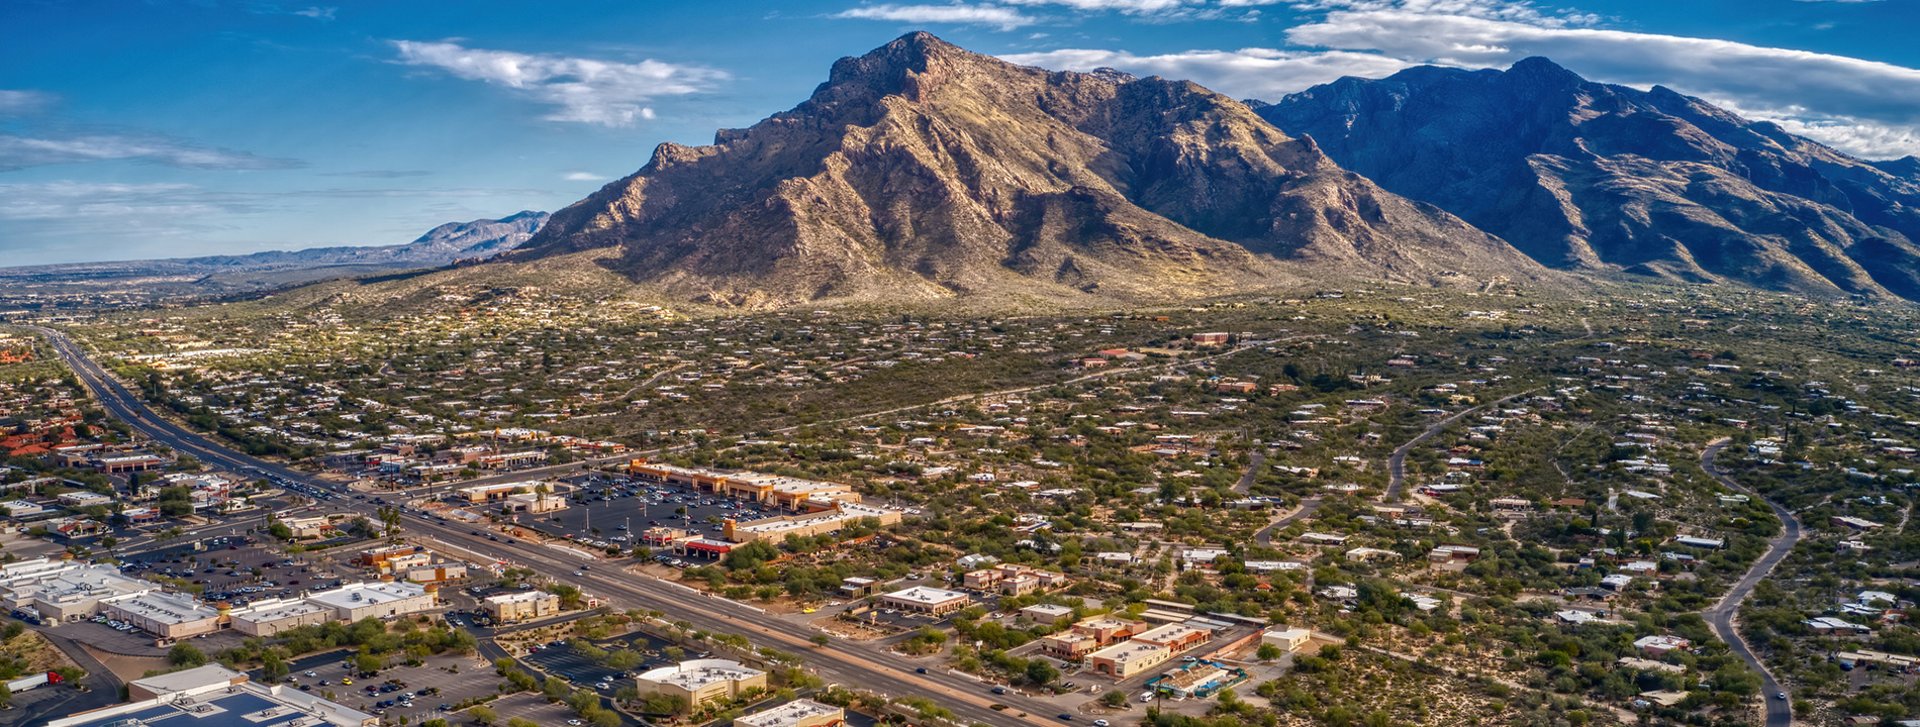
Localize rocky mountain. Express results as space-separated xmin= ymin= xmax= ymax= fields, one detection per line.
xmin=1258 ymin=58 xmax=1920 ymax=301
xmin=0 ymin=211 xmax=548 ymax=301
xmin=380 ymin=211 xmax=550 ymax=263
xmin=519 ymin=32 xmax=1539 ymax=308
xmin=1874 ymin=156 xmax=1920 ymax=181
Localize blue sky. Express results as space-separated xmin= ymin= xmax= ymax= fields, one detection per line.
xmin=3 ymin=0 xmax=1917 ymax=265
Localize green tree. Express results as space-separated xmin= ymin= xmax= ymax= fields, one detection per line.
xmin=168 ymin=642 xmax=208 ymax=667
xmin=467 ymin=705 xmax=497 ymax=725
xmin=1025 ymin=659 xmax=1058 ymax=686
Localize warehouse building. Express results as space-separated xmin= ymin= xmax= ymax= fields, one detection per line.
xmin=307 ymin=581 xmax=435 ymax=621
xmin=101 ymin=590 xmax=221 ymax=640
xmin=228 ymin=597 xmax=335 ymax=636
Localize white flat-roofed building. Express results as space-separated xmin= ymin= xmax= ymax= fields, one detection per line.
xmin=878 ymin=586 xmax=971 ymax=616
xmin=229 ymin=597 xmax=334 ymax=636
xmin=102 ymin=590 xmax=220 ymax=640
xmin=0 ymin=561 xmax=152 ymax=622
xmin=307 ymin=581 xmax=435 ymax=621
xmin=635 ymin=658 xmax=767 ymax=709
xmin=1020 ymin=603 xmax=1076 ymax=625
xmin=734 ymin=698 xmax=846 ymax=727
xmin=53 ymin=663 xmax=376 ymax=727
xmin=483 ymin=590 xmax=559 ymax=623
xmin=1262 ymin=627 xmax=1313 ymax=653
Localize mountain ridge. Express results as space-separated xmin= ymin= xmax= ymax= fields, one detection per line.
xmin=517 ymin=32 xmax=1543 ymax=309
xmin=1 ymin=211 xmax=549 ymax=278
xmin=1257 ymin=58 xmax=1920 ymax=301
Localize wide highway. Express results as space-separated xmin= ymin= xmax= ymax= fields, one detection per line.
xmin=32 ymin=326 xmax=1069 ymax=726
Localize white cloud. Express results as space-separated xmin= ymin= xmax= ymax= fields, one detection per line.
xmin=0 ymin=182 xmax=241 ymax=221
xmin=0 ymin=90 xmax=55 ymax=116
xmin=1001 ymin=0 xmax=1196 ymax=12
xmin=1284 ymin=9 xmax=1920 ymax=156
xmin=292 ymin=6 xmax=336 ymax=20
xmin=0 ymin=133 xmax=302 ymax=171
xmin=562 ymin=171 xmax=605 ymax=181
xmin=1001 ymin=47 xmax=1414 ymax=99
xmin=390 ymin=40 xmax=727 ymax=126
xmin=835 ymin=3 xmax=1037 ymax=30
xmin=1287 ymin=0 xmax=1599 ymax=27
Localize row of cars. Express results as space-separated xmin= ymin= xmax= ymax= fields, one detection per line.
xmin=87 ymin=613 xmax=140 ymax=633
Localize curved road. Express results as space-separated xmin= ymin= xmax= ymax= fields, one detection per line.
xmin=1702 ymin=438 xmax=1801 ymax=727
xmin=1384 ymin=390 xmax=1532 ymax=503
xmin=32 ymin=327 xmax=1059 ymax=727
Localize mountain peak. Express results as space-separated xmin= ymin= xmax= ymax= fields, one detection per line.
xmin=520 ymin=34 xmax=1537 ymax=308
xmin=1505 ymin=56 xmax=1584 ymax=86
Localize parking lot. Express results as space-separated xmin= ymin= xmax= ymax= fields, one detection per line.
xmin=485 ymin=692 xmax=582 ymax=726
xmin=119 ymin=540 xmax=346 ymax=607
xmin=261 ymin=650 xmax=494 ymax=721
xmin=506 ymin=475 xmax=801 ymax=551
xmin=519 ymin=631 xmax=680 ymax=695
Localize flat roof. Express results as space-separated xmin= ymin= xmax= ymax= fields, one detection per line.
xmin=230 ymin=597 xmax=330 ymax=623
xmin=56 ymin=669 xmax=372 ymax=727
xmin=735 ymin=698 xmax=843 ymax=727
xmin=307 ymin=581 xmax=428 ymax=609
xmin=637 ymin=658 xmax=763 ymax=691
xmin=105 ymin=590 xmax=218 ymax=624
xmin=1023 ymin=604 xmax=1074 ymax=614
xmin=484 ymin=590 xmax=557 ymax=604
xmin=882 ymin=586 xmax=970 ymax=604
xmin=1087 ymin=640 xmax=1168 ymax=662
xmin=130 ymin=664 xmax=244 ymax=694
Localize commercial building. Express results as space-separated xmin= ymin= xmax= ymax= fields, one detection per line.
xmin=1133 ymin=623 xmax=1212 ymax=654
xmin=52 ymin=664 xmax=375 ymax=727
xmin=101 ymin=590 xmax=221 ymax=640
xmin=628 ymin=463 xmax=861 ymax=508
xmin=228 ymin=597 xmax=335 ymax=636
xmin=484 ymin=590 xmax=560 ymax=623
xmin=1261 ymin=627 xmax=1313 ymax=653
xmin=1020 ymin=603 xmax=1076 ymax=625
xmin=0 ymin=560 xmax=151 ymax=622
xmin=723 ymin=501 xmax=902 ymax=544
xmin=734 ymin=699 xmax=846 ymax=727
xmin=1040 ymin=631 xmax=1100 ymax=660
xmin=307 ymin=581 xmax=435 ymax=621
xmin=1071 ymin=617 xmax=1148 ymax=645
xmin=635 ymin=658 xmax=767 ymax=710
xmin=877 ymin=586 xmax=971 ymax=616
xmin=280 ymin=515 xmax=339 ymax=540
xmin=1086 ymin=640 xmax=1172 ymax=678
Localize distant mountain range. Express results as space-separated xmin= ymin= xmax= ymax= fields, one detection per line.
xmin=28 ymin=33 xmax=1920 ymax=312
xmin=517 ymin=32 xmax=1540 ymax=308
xmin=1257 ymin=58 xmax=1920 ymax=300
xmin=0 ymin=211 xmax=548 ymax=298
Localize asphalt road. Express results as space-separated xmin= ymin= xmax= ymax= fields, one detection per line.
xmin=35 ymin=326 xmax=1062 ymax=727
xmin=1383 ymin=390 xmax=1532 ymax=503
xmin=1253 ymin=497 xmax=1322 ymax=547
xmin=1700 ymin=438 xmax=1801 ymax=727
